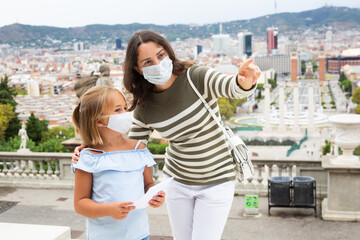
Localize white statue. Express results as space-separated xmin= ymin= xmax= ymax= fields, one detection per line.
xmin=18 ymin=123 xmax=29 ymax=152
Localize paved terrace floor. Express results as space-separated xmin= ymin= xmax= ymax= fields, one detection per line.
xmin=0 ymin=187 xmax=359 ymax=240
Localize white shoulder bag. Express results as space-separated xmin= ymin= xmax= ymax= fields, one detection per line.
xmin=187 ymin=69 xmax=255 ymax=181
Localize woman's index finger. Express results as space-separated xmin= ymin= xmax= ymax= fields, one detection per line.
xmin=241 ymin=58 xmax=254 ymax=67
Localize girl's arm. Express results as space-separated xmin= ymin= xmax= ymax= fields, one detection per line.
xmin=143 ymin=166 xmax=165 ymax=208
xmin=74 ymin=169 xmax=135 ymax=219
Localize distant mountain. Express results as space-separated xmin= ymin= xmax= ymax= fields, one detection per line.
xmin=0 ymin=6 xmax=359 ymax=45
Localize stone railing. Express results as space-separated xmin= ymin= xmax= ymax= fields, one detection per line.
xmin=152 ymin=154 xmax=327 ymax=197
xmin=0 ymin=152 xmax=327 ymax=197
xmin=0 ymin=152 xmax=74 ymax=188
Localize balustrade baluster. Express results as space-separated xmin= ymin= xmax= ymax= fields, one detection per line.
xmin=9 ymin=161 xmax=15 ymax=177
xmin=151 ymin=165 xmax=160 ymax=183
xmin=268 ymin=164 xmax=273 ymax=178
xmin=257 ymin=164 xmax=263 ymax=184
xmin=289 ymin=165 xmax=294 ymax=178
xmin=31 ymin=160 xmax=38 ymax=178
xmin=16 ymin=160 xmax=24 ymax=177
xmin=54 ymin=160 xmax=60 ymax=177
xmin=24 ymin=160 xmax=30 ymax=178
xmin=39 ymin=160 xmax=45 ymax=178
xmin=46 ymin=160 xmax=53 ymax=178
xmin=278 ymin=165 xmax=283 ymax=176
xmin=2 ymin=160 xmax=8 ymax=174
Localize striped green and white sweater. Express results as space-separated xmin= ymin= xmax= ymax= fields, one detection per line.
xmin=128 ymin=65 xmax=256 ymax=185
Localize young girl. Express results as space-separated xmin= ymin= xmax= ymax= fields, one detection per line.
xmin=72 ymin=85 xmax=165 ymax=240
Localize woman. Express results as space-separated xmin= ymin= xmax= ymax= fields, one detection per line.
xmin=74 ymin=30 xmax=259 ymax=240
xmin=123 ymin=30 xmax=260 ymax=240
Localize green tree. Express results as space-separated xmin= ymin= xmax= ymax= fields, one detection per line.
xmin=0 ymin=75 xmax=21 ymax=139
xmin=352 ymin=87 xmax=360 ymax=105
xmin=0 ymin=104 xmax=15 ymax=140
xmin=38 ymin=139 xmax=69 ymax=152
xmin=0 ymin=75 xmax=17 ymax=107
xmin=354 ymin=145 xmax=360 ymax=156
xmin=0 ymin=136 xmax=38 ymax=152
xmin=218 ymin=97 xmax=246 ymax=120
xmin=301 ymin=60 xmax=306 ymax=75
xmin=322 ymin=140 xmax=331 ymax=156
xmin=218 ymin=97 xmax=234 ymax=120
xmin=312 ymin=60 xmax=318 ymax=73
xmin=268 ymin=79 xmax=277 ymax=89
xmin=339 ymin=71 xmax=347 ymax=82
xmin=256 ymin=83 xmax=264 ymax=99
xmin=41 ymin=126 xmax=75 ymax=142
xmin=340 ymin=79 xmax=351 ymax=92
xmin=355 ymin=105 xmax=360 ymax=114
xmin=26 ymin=113 xmax=49 ymax=143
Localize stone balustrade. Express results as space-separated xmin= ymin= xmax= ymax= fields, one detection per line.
xmin=0 ymin=152 xmax=73 ymax=188
xmin=0 ymin=152 xmax=327 ymax=197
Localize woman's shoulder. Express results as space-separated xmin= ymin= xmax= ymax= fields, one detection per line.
xmin=188 ymin=64 xmax=212 ymax=80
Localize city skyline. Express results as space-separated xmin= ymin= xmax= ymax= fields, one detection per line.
xmin=1 ymin=0 xmax=359 ymax=28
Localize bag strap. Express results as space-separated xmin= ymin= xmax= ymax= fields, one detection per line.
xmin=187 ymin=68 xmax=251 ymax=166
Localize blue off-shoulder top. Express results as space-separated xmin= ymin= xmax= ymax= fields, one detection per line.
xmin=72 ymin=141 xmax=156 ymax=240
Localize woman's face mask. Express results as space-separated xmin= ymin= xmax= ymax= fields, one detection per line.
xmin=101 ymin=112 xmax=132 ymax=134
xmin=142 ymin=56 xmax=173 ymax=85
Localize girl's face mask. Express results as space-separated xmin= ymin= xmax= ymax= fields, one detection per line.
xmin=142 ymin=56 xmax=173 ymax=85
xmin=100 ymin=112 xmax=132 ymax=134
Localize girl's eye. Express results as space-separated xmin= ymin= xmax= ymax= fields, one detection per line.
xmin=115 ymin=108 xmax=123 ymax=113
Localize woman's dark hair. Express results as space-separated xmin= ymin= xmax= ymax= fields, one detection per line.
xmin=123 ymin=30 xmax=193 ymax=111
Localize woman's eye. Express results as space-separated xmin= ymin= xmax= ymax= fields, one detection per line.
xmin=144 ymin=60 xmax=151 ymax=66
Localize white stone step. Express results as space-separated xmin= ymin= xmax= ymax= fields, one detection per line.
xmin=0 ymin=222 xmax=71 ymax=240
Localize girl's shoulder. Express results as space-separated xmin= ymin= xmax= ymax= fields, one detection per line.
xmin=128 ymin=139 xmax=146 ymax=150
xmin=73 ymin=142 xmax=155 ymax=173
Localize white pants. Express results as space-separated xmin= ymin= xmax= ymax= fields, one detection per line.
xmin=163 ymin=174 xmax=235 ymax=240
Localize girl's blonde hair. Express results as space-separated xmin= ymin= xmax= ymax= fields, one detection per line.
xmin=72 ymin=85 xmax=126 ymax=146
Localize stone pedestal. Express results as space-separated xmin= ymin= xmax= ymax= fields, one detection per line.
xmin=321 ymin=159 xmax=360 ymax=221
xmin=322 ymin=114 xmax=360 ymax=221
xmin=17 ymin=148 xmax=31 ymax=153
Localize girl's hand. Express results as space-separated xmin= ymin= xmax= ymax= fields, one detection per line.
xmin=149 ymin=191 xmax=165 ymax=208
xmin=110 ymin=201 xmax=136 ymax=220
xmin=72 ymin=145 xmax=85 ymax=164
xmin=237 ymin=59 xmax=261 ymax=90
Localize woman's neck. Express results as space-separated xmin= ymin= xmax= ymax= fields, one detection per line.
xmin=153 ymin=74 xmax=177 ymax=93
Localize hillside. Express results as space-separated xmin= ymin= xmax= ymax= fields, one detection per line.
xmin=0 ymin=6 xmax=359 ymax=45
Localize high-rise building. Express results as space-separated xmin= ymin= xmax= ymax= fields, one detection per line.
xmin=238 ymin=32 xmax=252 ymax=58
xmin=197 ymin=45 xmax=203 ymax=55
xmin=115 ymin=39 xmax=122 ymax=50
xmin=267 ymin=27 xmax=278 ymax=55
xmin=212 ymin=34 xmax=230 ymax=55
xmin=291 ymin=52 xmax=298 ymax=82
xmin=27 ymin=80 xmax=40 ymax=97
xmin=193 ymin=45 xmax=203 ymax=59
xmin=73 ymin=42 xmax=84 ymax=51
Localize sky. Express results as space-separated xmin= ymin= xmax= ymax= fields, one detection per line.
xmin=1 ymin=0 xmax=359 ymax=28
